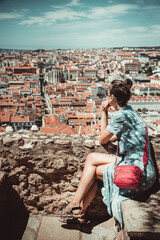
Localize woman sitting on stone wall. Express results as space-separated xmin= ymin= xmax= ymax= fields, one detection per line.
xmin=56 ymin=79 xmax=156 ymax=228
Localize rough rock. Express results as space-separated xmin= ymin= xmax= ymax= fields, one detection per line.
xmin=28 ymin=174 xmax=43 ymax=186
xmin=19 ymin=141 xmax=34 ymax=150
xmin=55 ymin=139 xmax=72 ymax=148
xmin=0 ymin=132 xmax=159 ymax=220
xmin=83 ymin=139 xmax=94 ymax=148
xmin=2 ymin=136 xmax=13 ymax=147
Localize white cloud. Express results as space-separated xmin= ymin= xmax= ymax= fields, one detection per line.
xmin=20 ymin=16 xmax=46 ymax=26
xmin=142 ymin=4 xmax=160 ymax=11
xmin=151 ymin=25 xmax=160 ymax=35
xmin=66 ymin=0 xmax=81 ymax=7
xmin=19 ymin=3 xmax=138 ymax=26
xmin=0 ymin=11 xmax=24 ymax=20
xmin=20 ymin=8 xmax=85 ymax=26
xmin=88 ymin=4 xmax=138 ymax=19
xmin=44 ymin=9 xmax=85 ymax=21
xmin=52 ymin=0 xmax=80 ymax=9
xmin=152 ymin=25 xmax=160 ymax=30
xmin=49 ymin=18 xmax=119 ymax=33
xmin=130 ymin=26 xmax=148 ymax=32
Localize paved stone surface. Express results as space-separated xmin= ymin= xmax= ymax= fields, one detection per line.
xmin=22 ymin=228 xmax=37 ymax=240
xmin=122 ymin=190 xmax=160 ymax=239
xmin=22 ymin=191 xmax=160 ymax=240
xmin=22 ymin=216 xmax=42 ymax=240
xmin=81 ymin=218 xmax=116 ymax=240
xmin=37 ymin=216 xmax=80 ymax=240
xmin=22 ymin=215 xmax=116 ymax=240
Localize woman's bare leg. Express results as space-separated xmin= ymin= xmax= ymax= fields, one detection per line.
xmin=81 ymin=180 xmax=98 ymax=213
xmin=81 ymin=164 xmax=110 ymax=213
xmin=67 ymin=152 xmax=115 ymax=213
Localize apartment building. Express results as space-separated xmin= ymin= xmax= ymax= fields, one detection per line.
xmin=125 ymin=62 xmax=141 ymax=73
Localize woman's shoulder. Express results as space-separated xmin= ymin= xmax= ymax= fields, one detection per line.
xmin=110 ymin=109 xmax=126 ymax=124
xmin=119 ymin=105 xmax=137 ymax=119
xmin=113 ymin=105 xmax=131 ymax=118
xmin=110 ymin=105 xmax=136 ymax=125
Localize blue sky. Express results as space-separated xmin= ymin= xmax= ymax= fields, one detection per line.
xmin=0 ymin=0 xmax=160 ymax=49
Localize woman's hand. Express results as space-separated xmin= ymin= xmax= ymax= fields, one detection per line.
xmin=101 ymin=100 xmax=110 ymax=112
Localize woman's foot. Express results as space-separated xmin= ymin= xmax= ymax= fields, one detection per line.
xmin=56 ymin=202 xmax=86 ymax=223
xmin=57 ymin=205 xmax=82 ymax=217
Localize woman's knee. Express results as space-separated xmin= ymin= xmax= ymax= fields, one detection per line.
xmin=96 ymin=165 xmax=104 ymax=181
xmin=85 ymin=152 xmax=97 ymax=165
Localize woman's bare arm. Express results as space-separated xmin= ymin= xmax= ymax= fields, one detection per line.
xmin=99 ymin=105 xmax=113 ymax=145
xmin=110 ymin=135 xmax=117 ymax=142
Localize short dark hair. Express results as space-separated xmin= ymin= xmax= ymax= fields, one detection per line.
xmin=109 ymin=79 xmax=133 ymax=107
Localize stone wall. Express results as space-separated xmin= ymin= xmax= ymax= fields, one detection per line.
xmin=0 ymin=132 xmax=160 ymax=219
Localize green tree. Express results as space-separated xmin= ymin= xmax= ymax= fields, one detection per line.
xmin=146 ymin=66 xmax=152 ymax=76
xmin=125 ymin=70 xmax=130 ymax=74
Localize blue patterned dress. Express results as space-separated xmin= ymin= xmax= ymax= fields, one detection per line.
xmin=101 ymin=105 xmax=156 ymax=228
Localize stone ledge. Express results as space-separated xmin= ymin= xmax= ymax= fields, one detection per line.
xmin=121 ymin=190 xmax=160 ymax=240
xmin=0 ymin=133 xmax=160 ymax=240
xmin=0 ymin=133 xmax=115 ymax=217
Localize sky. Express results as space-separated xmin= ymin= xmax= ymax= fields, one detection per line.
xmin=0 ymin=0 xmax=160 ymax=50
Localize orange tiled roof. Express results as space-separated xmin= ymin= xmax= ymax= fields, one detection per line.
xmin=13 ymin=66 xmax=38 ymax=69
xmin=10 ymin=116 xmax=29 ymax=122
xmin=12 ymin=103 xmax=25 ymax=107
xmin=79 ymin=126 xmax=94 ymax=135
xmin=66 ymin=67 xmax=81 ymax=71
xmin=54 ymin=109 xmax=67 ymax=114
xmin=84 ymin=67 xmax=97 ymax=71
xmin=77 ymin=113 xmax=95 ymax=119
xmin=12 ymin=89 xmax=19 ymax=94
xmin=0 ymin=126 xmax=6 ymax=132
xmin=43 ymin=114 xmax=58 ymax=126
xmin=154 ymin=120 xmax=160 ymax=125
xmin=118 ymin=52 xmax=132 ymax=56
xmin=125 ymin=62 xmax=140 ymax=65
xmin=59 ymin=124 xmax=76 ymax=135
xmin=149 ymin=77 xmax=160 ymax=81
xmin=68 ymin=118 xmax=87 ymax=126
xmin=3 ymin=108 xmax=17 ymax=114
xmin=40 ymin=124 xmax=76 ymax=135
xmin=12 ymin=74 xmax=23 ymax=76
xmin=0 ymin=101 xmax=13 ymax=106
xmin=0 ymin=114 xmax=10 ymax=122
xmin=40 ymin=127 xmax=60 ymax=134
xmin=46 ymin=119 xmax=61 ymax=128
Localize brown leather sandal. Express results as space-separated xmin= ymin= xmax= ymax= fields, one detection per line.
xmin=55 ymin=202 xmax=68 ymax=217
xmin=57 ymin=206 xmax=82 ymax=217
